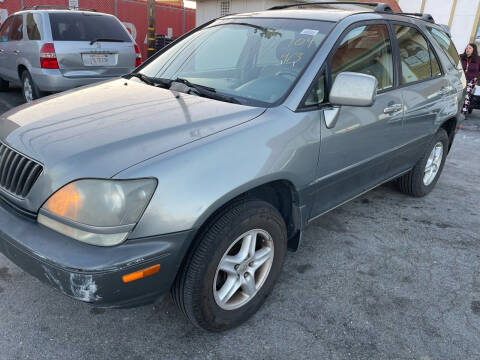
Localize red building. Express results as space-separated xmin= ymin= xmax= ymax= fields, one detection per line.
xmin=0 ymin=0 xmax=196 ymax=58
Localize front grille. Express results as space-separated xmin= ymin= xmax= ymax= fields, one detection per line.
xmin=0 ymin=143 xmax=43 ymax=198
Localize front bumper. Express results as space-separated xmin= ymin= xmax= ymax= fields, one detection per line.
xmin=0 ymin=199 xmax=193 ymax=308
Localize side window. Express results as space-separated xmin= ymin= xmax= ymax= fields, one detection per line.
xmin=394 ymin=25 xmax=433 ymax=84
xmin=9 ymin=15 xmax=23 ymax=41
xmin=428 ymin=27 xmax=462 ymax=69
xmin=331 ymin=24 xmax=394 ymax=91
xmin=303 ymin=72 xmax=325 ymax=107
xmin=0 ymin=16 xmax=14 ymax=42
xmin=26 ymin=13 xmax=41 ymax=40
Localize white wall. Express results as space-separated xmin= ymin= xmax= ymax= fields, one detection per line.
xmin=396 ymin=0 xmax=422 ymax=13
xmin=196 ymin=0 xmax=302 ymax=25
xmin=450 ymin=0 xmax=479 ymax=51
xmin=423 ymin=0 xmax=454 ymax=25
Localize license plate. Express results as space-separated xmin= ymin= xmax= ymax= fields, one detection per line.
xmin=82 ymin=53 xmax=117 ymax=66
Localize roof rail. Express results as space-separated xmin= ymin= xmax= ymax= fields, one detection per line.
xmin=268 ymin=2 xmax=392 ymax=12
xmin=21 ymin=5 xmax=97 ymax=12
xmin=397 ymin=12 xmax=435 ymax=23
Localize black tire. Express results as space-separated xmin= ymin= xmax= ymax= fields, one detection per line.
xmin=397 ymin=129 xmax=449 ymax=197
xmin=172 ymin=199 xmax=287 ymax=332
xmin=468 ymin=107 xmax=473 ymax=114
xmin=21 ymin=70 xmax=44 ymax=102
xmin=0 ymin=78 xmax=8 ymax=91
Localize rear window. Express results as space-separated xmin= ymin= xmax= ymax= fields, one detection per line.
xmin=49 ymin=13 xmax=131 ymax=42
xmin=427 ymin=27 xmax=462 ymax=69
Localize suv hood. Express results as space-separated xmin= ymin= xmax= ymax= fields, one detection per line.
xmin=0 ymin=79 xmax=264 ymax=210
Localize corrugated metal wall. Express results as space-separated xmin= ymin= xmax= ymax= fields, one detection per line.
xmin=0 ymin=0 xmax=196 ymax=58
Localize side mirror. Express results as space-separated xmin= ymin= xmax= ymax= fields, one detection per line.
xmin=329 ymin=72 xmax=377 ymax=107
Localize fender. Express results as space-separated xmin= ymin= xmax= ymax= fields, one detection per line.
xmin=115 ymin=106 xmax=322 ymax=240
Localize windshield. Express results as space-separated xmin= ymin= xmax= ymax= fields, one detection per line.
xmin=139 ymin=18 xmax=334 ymax=106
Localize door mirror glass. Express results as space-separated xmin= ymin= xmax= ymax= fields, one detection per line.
xmin=329 ymin=72 xmax=377 ymax=107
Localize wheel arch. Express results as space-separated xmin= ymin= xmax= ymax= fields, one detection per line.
xmin=17 ymin=64 xmax=29 ymax=80
xmin=189 ymin=179 xmax=303 ymax=256
xmin=439 ymin=117 xmax=457 ymax=152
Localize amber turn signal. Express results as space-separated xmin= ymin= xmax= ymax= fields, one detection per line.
xmin=122 ymin=264 xmax=161 ymax=283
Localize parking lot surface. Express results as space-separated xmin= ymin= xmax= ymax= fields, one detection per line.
xmin=0 ymin=90 xmax=479 ymax=360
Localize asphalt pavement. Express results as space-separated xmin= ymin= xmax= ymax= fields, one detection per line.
xmin=0 ymin=90 xmax=479 ymax=360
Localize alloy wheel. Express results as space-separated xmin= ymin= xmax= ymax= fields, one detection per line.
xmin=23 ymin=76 xmax=33 ymax=103
xmin=423 ymin=142 xmax=444 ymax=186
xmin=213 ymin=229 xmax=274 ymax=311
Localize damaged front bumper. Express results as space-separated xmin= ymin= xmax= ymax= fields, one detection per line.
xmin=0 ymin=199 xmax=193 ymax=308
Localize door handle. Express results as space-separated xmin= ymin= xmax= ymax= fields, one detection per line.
xmin=383 ymin=104 xmax=402 ymax=114
xmin=13 ymin=50 xmax=20 ymax=55
xmin=0 ymin=48 xmax=4 ymax=53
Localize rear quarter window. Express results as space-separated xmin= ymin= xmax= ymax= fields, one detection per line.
xmin=49 ymin=13 xmax=131 ymax=42
xmin=427 ymin=27 xmax=462 ymax=69
xmin=26 ymin=13 xmax=41 ymax=40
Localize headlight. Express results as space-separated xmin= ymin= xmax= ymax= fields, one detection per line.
xmin=38 ymin=179 xmax=157 ymax=246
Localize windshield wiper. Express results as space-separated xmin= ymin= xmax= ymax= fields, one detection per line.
xmin=209 ymin=22 xmax=269 ymax=32
xmin=90 ymin=38 xmax=124 ymax=45
xmin=126 ymin=73 xmax=172 ymax=88
xmin=173 ymin=78 xmax=241 ymax=104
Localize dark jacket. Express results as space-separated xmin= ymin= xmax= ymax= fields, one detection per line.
xmin=461 ymin=55 xmax=480 ymax=82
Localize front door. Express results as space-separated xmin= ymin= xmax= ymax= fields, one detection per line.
xmin=308 ymin=22 xmax=405 ymax=218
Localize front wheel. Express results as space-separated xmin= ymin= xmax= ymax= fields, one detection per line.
xmin=172 ymin=200 xmax=287 ymax=331
xmin=397 ymin=129 xmax=449 ymax=197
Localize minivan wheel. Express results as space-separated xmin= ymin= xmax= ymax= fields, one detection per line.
xmin=397 ymin=129 xmax=449 ymax=197
xmin=21 ymin=71 xmax=43 ymax=103
xmin=0 ymin=78 xmax=8 ymax=91
xmin=171 ymin=200 xmax=287 ymax=331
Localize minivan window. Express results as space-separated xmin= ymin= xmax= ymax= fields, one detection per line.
xmin=427 ymin=27 xmax=462 ymax=70
xmin=49 ymin=13 xmax=131 ymax=42
xmin=331 ymin=24 xmax=394 ymax=90
xmin=139 ymin=19 xmax=334 ymax=106
xmin=26 ymin=13 xmax=41 ymax=40
xmin=9 ymin=15 xmax=23 ymax=41
xmin=0 ymin=16 xmax=14 ymax=42
xmin=394 ymin=25 xmax=433 ymax=84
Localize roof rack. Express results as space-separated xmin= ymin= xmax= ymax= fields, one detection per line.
xmin=268 ymin=2 xmax=436 ymax=24
xmin=268 ymin=2 xmax=393 ymax=13
xmin=21 ymin=5 xmax=97 ymax=12
xmin=399 ymin=12 xmax=435 ymax=23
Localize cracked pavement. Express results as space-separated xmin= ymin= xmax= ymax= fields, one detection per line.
xmin=0 ymin=91 xmax=479 ymax=359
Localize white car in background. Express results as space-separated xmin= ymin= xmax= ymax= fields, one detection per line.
xmin=0 ymin=7 xmax=142 ymax=102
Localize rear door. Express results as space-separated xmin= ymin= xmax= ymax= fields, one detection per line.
xmin=5 ymin=14 xmax=24 ymax=81
xmin=48 ymin=12 xmax=135 ymax=78
xmin=392 ymin=23 xmax=452 ymax=167
xmin=306 ymin=22 xmax=405 ymax=218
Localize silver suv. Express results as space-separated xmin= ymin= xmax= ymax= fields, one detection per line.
xmin=0 ymin=2 xmax=466 ymax=331
xmin=0 ymin=7 xmax=141 ymax=102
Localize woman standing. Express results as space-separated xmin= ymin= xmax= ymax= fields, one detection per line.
xmin=460 ymin=43 xmax=480 ymax=115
